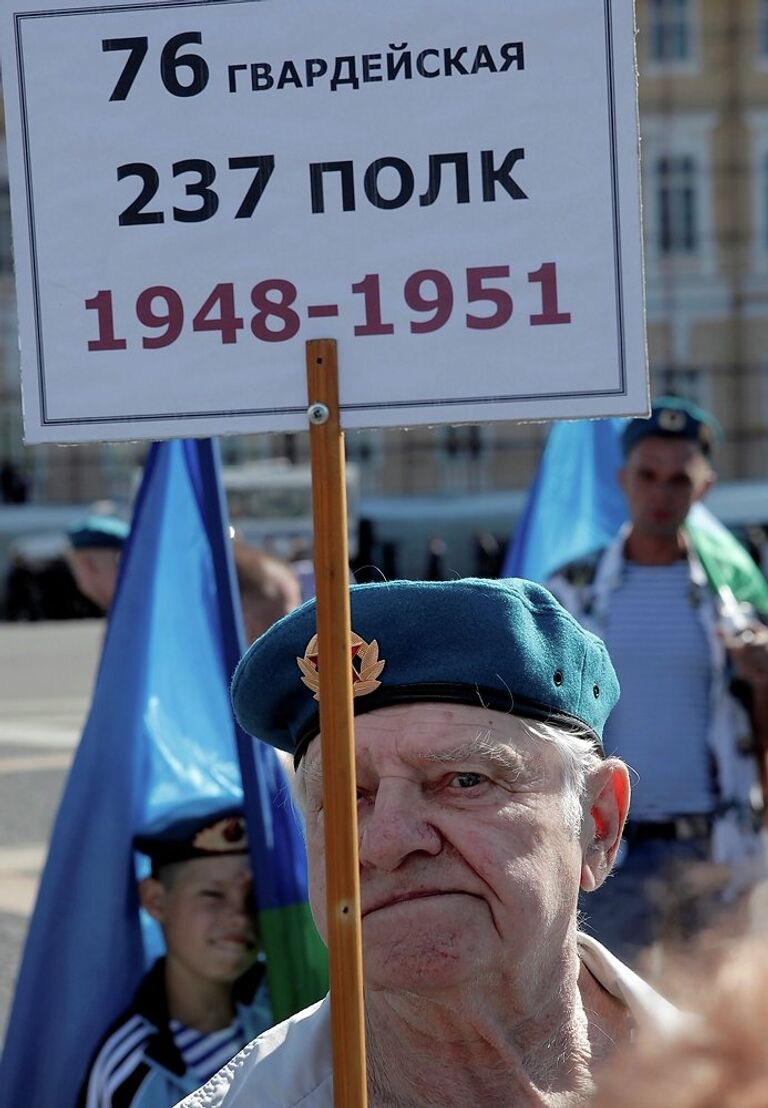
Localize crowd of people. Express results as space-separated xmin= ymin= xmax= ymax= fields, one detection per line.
xmin=5 ymin=398 xmax=768 ymax=1107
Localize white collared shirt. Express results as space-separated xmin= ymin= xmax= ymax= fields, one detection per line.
xmin=175 ymin=934 xmax=681 ymax=1108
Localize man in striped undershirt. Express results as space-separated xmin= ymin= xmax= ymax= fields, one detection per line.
xmin=78 ymin=807 xmax=272 ymax=1108
xmin=548 ymin=397 xmax=768 ymax=964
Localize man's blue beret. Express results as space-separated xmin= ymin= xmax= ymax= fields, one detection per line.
xmin=231 ymin=578 xmax=620 ymax=763
xmin=67 ymin=514 xmax=129 ymax=550
xmin=134 ymin=803 xmax=247 ymax=868
xmin=621 ymin=395 xmax=722 ymax=458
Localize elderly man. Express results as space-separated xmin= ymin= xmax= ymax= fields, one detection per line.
xmin=178 ymin=578 xmax=677 ymax=1108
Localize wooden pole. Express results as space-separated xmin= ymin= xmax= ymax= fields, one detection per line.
xmin=306 ymin=338 xmax=368 ymax=1108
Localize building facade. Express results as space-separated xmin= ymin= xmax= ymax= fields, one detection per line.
xmin=641 ymin=0 xmax=768 ymax=478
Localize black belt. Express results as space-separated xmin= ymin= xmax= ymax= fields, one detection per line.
xmin=623 ymin=815 xmax=713 ymax=844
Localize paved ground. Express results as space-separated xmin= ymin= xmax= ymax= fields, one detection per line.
xmin=0 ymin=620 xmax=102 ymax=1044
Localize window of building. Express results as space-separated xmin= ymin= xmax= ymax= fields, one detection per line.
xmin=656 ymin=155 xmax=699 ymax=255
xmin=647 ymin=0 xmax=693 ymax=63
xmin=653 ymin=365 xmax=705 ymax=405
xmin=642 ymin=114 xmax=715 ymax=276
xmin=759 ymin=0 xmax=768 ymax=59
xmin=758 ymin=149 xmax=766 ymax=247
xmin=438 ymin=425 xmax=487 ymax=460
xmin=747 ymin=113 xmax=768 ymax=272
xmin=347 ymin=429 xmax=382 ymax=467
xmin=436 ymin=425 xmax=491 ymax=493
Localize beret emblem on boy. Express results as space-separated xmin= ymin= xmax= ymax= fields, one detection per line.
xmin=297 ymin=632 xmax=386 ymax=701
xmin=192 ymin=815 xmax=247 ymax=853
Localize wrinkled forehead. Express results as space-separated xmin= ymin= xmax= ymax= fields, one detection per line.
xmin=302 ymin=702 xmax=554 ymax=781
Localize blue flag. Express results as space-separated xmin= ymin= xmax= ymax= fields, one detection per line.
xmin=0 ymin=439 xmax=325 ymax=1108
xmin=502 ymin=419 xmax=628 ymax=583
xmin=191 ymin=441 xmax=327 ymax=1021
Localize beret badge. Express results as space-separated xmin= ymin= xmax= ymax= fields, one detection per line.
xmin=657 ymin=408 xmax=687 ymax=432
xmin=192 ymin=816 xmax=248 ymax=853
xmin=297 ymin=632 xmax=386 ymax=701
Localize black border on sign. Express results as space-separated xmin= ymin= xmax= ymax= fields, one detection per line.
xmin=15 ymin=0 xmax=629 ymax=429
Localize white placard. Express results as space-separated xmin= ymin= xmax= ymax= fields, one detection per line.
xmin=1 ymin=0 xmax=647 ymax=443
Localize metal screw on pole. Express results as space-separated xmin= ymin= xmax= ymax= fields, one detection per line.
xmin=308 ymin=402 xmax=330 ymax=425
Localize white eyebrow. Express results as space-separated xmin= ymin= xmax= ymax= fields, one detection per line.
xmin=301 ymin=728 xmax=536 ymax=795
xmin=418 ymin=730 xmax=533 ymax=777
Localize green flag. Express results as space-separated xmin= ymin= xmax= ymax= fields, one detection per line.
xmin=686 ymin=507 xmax=768 ymax=616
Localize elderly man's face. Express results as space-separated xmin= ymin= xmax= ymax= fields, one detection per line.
xmin=302 ymin=703 xmax=611 ymax=996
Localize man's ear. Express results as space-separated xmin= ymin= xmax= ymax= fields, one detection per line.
xmin=138 ymin=876 xmax=167 ymax=923
xmin=580 ymin=760 xmax=630 ymax=893
xmin=692 ymin=466 xmax=716 ymax=504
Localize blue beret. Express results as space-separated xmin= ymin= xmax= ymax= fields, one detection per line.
xmin=621 ymin=395 xmax=722 ymax=458
xmin=67 ymin=514 xmax=129 ymax=550
xmin=134 ymin=804 xmax=247 ymax=868
xmin=231 ymin=578 xmax=619 ymax=762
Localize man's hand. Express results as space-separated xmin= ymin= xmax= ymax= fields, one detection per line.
xmin=725 ymin=624 xmax=768 ymax=685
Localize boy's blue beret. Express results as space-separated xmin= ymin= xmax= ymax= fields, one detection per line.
xmin=67 ymin=514 xmax=129 ymax=550
xmin=231 ymin=578 xmax=620 ymax=763
xmin=134 ymin=804 xmax=247 ymax=868
xmin=621 ymin=395 xmax=722 ymax=458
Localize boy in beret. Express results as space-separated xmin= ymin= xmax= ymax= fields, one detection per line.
xmin=177 ymin=578 xmax=679 ymax=1108
xmin=79 ymin=806 xmax=271 ymax=1108
xmin=548 ymin=396 xmax=768 ymax=962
